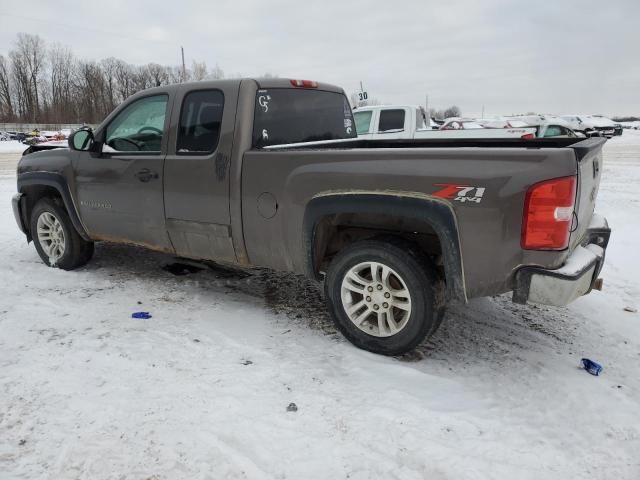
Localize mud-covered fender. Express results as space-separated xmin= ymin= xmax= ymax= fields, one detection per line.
xmin=302 ymin=191 xmax=467 ymax=303
xmin=17 ymin=171 xmax=90 ymax=241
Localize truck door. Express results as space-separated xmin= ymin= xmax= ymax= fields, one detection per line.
xmin=162 ymin=82 xmax=239 ymax=263
xmin=73 ymin=93 xmax=173 ymax=251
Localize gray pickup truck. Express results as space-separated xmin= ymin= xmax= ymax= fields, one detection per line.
xmin=12 ymin=78 xmax=610 ymax=355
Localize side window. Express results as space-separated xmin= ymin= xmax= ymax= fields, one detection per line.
xmin=105 ymin=95 xmax=168 ymax=153
xmin=378 ymin=109 xmax=405 ymax=132
xmin=354 ymin=111 xmax=373 ymax=135
xmin=177 ymin=90 xmax=224 ymax=154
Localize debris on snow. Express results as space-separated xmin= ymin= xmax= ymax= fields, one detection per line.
xmin=580 ymin=358 xmax=603 ymax=376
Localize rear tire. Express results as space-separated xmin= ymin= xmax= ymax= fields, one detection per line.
xmin=30 ymin=197 xmax=94 ymax=270
xmin=324 ymin=238 xmax=445 ymax=356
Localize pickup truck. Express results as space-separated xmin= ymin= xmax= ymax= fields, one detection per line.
xmin=12 ymin=78 xmax=611 ymax=356
xmin=354 ymin=105 xmax=537 ymax=140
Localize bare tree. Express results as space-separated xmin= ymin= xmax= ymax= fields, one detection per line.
xmin=12 ymin=33 xmax=46 ymax=121
xmin=49 ymin=44 xmax=75 ymax=123
xmin=208 ymin=63 xmax=224 ymax=80
xmin=101 ymin=57 xmax=120 ymax=112
xmin=114 ymin=60 xmax=135 ymax=103
xmin=443 ymin=105 xmax=461 ymax=118
xmin=146 ymin=63 xmax=169 ymax=87
xmin=191 ymin=60 xmax=208 ymax=81
xmin=0 ymin=55 xmax=13 ymax=120
xmin=0 ymin=32 xmax=245 ymax=123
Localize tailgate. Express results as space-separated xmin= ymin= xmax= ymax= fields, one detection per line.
xmin=569 ymin=137 xmax=607 ymax=249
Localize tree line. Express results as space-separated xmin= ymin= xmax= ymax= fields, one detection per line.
xmin=0 ymin=33 xmax=235 ymax=124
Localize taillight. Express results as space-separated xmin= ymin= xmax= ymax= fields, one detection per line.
xmin=290 ymin=79 xmax=318 ymax=88
xmin=521 ymin=133 xmax=535 ymax=140
xmin=521 ymin=176 xmax=576 ymax=250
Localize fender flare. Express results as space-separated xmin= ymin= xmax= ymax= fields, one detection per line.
xmin=302 ymin=192 xmax=467 ymax=303
xmin=17 ymin=172 xmax=90 ymax=241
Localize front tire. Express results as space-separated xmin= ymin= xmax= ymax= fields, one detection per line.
xmin=30 ymin=197 xmax=94 ymax=270
xmin=324 ymin=238 xmax=445 ymax=356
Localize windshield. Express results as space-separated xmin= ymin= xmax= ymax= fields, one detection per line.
xmin=252 ymin=88 xmax=356 ymax=147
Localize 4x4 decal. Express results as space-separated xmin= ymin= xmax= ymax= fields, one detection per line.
xmin=432 ymin=184 xmax=486 ymax=204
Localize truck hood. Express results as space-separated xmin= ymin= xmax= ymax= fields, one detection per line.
xmin=586 ymin=116 xmax=616 ymax=127
xmin=22 ymin=140 xmax=69 ymax=156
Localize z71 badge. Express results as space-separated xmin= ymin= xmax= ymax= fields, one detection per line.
xmin=432 ymin=184 xmax=486 ymax=204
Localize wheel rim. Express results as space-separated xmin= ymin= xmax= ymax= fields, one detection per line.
xmin=37 ymin=211 xmax=66 ymax=263
xmin=340 ymin=261 xmax=412 ymax=337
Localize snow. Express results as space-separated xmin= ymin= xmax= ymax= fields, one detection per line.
xmin=0 ymin=140 xmax=28 ymax=154
xmin=1 ymin=133 xmax=640 ymax=479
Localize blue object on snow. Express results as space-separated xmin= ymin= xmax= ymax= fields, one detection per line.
xmin=581 ymin=358 xmax=602 ymax=376
xmin=131 ymin=311 xmax=152 ymax=319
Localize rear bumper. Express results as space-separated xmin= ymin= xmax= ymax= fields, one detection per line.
xmin=513 ymin=214 xmax=610 ymax=306
xmin=12 ymin=193 xmax=29 ymax=235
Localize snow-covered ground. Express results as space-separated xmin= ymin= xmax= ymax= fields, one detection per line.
xmin=0 ymin=141 xmax=28 ymax=176
xmin=0 ymin=141 xmax=28 ymax=154
xmin=1 ymin=134 xmax=639 ymax=480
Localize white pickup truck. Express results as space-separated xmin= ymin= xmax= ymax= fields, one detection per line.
xmin=353 ymin=105 xmax=536 ymax=140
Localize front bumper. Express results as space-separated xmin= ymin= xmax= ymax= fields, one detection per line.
xmin=513 ymin=214 xmax=610 ymax=306
xmin=594 ymin=127 xmax=615 ymax=138
xmin=12 ymin=193 xmax=29 ymax=235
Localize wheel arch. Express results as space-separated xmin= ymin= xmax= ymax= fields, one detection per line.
xmin=302 ymin=191 xmax=467 ymax=303
xmin=17 ymin=172 xmax=90 ymax=241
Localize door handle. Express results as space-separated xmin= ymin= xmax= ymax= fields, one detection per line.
xmin=135 ymin=168 xmax=158 ymax=182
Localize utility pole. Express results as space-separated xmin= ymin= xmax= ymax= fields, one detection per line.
xmin=425 ymin=95 xmax=429 ymax=127
xmin=181 ymin=46 xmax=186 ymax=83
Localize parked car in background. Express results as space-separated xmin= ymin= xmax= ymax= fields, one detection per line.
xmin=430 ymin=117 xmax=444 ymax=129
xmin=560 ymin=115 xmax=605 ymax=137
xmin=588 ymin=115 xmax=621 ymax=137
xmin=531 ymin=122 xmax=579 ymax=138
xmin=8 ymin=132 xmax=27 ymax=142
xmin=504 ymin=115 xmax=580 ymax=138
xmin=439 ymin=118 xmax=484 ymax=130
xmin=477 ymin=118 xmax=530 ymax=129
xmin=353 ymin=105 xmax=536 ymax=139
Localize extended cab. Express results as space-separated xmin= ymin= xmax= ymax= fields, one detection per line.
xmin=12 ymin=78 xmax=610 ymax=355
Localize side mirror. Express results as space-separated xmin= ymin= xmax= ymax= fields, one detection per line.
xmin=68 ymin=128 xmax=95 ymax=151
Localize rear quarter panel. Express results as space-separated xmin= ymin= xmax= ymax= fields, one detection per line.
xmin=241 ymin=147 xmax=578 ymax=298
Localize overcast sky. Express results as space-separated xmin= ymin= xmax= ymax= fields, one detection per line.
xmin=1 ymin=0 xmax=638 ymax=116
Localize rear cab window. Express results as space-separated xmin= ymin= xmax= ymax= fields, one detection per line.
xmin=177 ymin=89 xmax=224 ymax=154
xmin=252 ymin=88 xmax=356 ymax=147
xmin=378 ymin=109 xmax=405 ymax=132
